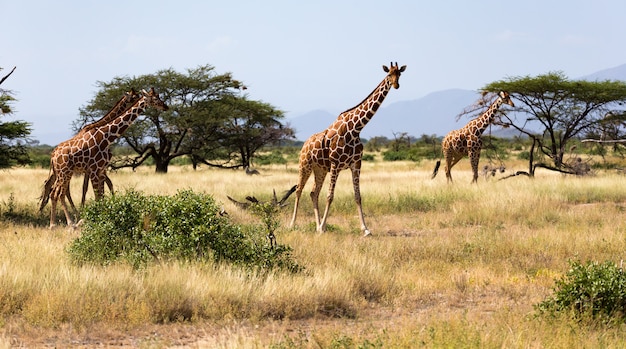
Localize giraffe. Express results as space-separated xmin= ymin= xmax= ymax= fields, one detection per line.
xmin=39 ymin=89 xmax=140 ymax=214
xmin=431 ymin=91 xmax=515 ymax=183
xmin=77 ymin=89 xmax=142 ymax=205
xmin=289 ymin=62 xmax=406 ymax=236
xmin=46 ymin=88 xmax=168 ymax=228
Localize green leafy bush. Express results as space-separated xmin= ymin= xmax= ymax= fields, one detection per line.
xmin=537 ymin=260 xmax=626 ymax=321
xmin=67 ymin=189 xmax=302 ymax=272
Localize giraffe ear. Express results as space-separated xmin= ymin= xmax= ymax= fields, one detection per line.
xmin=399 ymin=65 xmax=407 ymax=72
xmin=383 ymin=65 xmax=389 ymax=72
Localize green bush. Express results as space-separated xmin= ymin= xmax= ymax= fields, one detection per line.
xmin=537 ymin=259 xmax=626 ymax=321
xmin=67 ymin=189 xmax=303 ymax=272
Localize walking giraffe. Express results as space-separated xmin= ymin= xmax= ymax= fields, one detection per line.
xmin=44 ymin=88 xmax=168 ymax=228
xmin=76 ymin=89 xmax=141 ymax=206
xmin=40 ymin=89 xmax=141 ymax=214
xmin=432 ymin=91 xmax=515 ymax=183
xmin=290 ymin=62 xmax=406 ymax=236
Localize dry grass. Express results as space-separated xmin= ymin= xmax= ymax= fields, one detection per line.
xmin=0 ymin=161 xmax=626 ymax=347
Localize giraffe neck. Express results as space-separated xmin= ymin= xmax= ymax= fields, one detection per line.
xmin=80 ymin=95 xmax=133 ymax=134
xmin=468 ymin=97 xmax=504 ymax=135
xmin=93 ymin=97 xmax=147 ymax=147
xmin=334 ymin=75 xmax=394 ymax=134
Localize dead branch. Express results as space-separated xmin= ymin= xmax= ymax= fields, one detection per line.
xmin=581 ymin=139 xmax=626 ymax=144
xmin=227 ymin=185 xmax=297 ymax=210
xmin=0 ymin=66 xmax=16 ymax=86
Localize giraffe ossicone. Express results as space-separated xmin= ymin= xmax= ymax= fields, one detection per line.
xmin=432 ymin=91 xmax=515 ymax=183
xmin=290 ymin=62 xmax=406 ymax=236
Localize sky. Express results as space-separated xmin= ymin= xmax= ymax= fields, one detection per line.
xmin=2 ymin=0 xmax=626 ymax=145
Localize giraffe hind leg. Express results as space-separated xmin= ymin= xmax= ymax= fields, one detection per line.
xmin=317 ymin=167 xmax=336 ymax=233
xmin=311 ymin=168 xmax=328 ymax=232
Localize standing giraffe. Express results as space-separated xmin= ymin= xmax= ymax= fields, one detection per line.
xmin=77 ymin=89 xmax=141 ymax=205
xmin=290 ymin=62 xmax=406 ymax=236
xmin=432 ymin=91 xmax=514 ymax=183
xmin=45 ymin=88 xmax=168 ymax=228
xmin=39 ymin=89 xmax=140 ymax=213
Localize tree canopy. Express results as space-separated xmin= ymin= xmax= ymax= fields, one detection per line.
xmin=77 ymin=65 xmax=294 ymax=173
xmin=0 ymin=66 xmax=32 ymax=168
xmin=481 ymin=72 xmax=626 ymax=175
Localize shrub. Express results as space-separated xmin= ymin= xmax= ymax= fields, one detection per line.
xmin=537 ymin=259 xmax=626 ymax=321
xmin=67 ymin=189 xmax=302 ymax=272
xmin=382 ymin=149 xmax=421 ymax=162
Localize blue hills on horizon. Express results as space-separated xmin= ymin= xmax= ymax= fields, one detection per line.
xmin=287 ymin=63 xmax=626 ymax=141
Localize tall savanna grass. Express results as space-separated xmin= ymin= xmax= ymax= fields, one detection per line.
xmin=1 ymin=161 xmax=626 ymax=347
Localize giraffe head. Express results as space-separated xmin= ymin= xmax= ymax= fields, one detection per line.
xmin=499 ymin=91 xmax=515 ymax=107
xmin=141 ymin=87 xmax=169 ymax=111
xmin=123 ymin=88 xmax=141 ymax=106
xmin=382 ymin=62 xmax=406 ymax=89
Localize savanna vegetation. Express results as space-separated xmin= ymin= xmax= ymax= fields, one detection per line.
xmin=1 ymin=143 xmax=626 ymax=347
xmin=5 ymin=66 xmax=626 ymax=346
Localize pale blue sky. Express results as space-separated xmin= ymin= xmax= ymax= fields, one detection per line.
xmin=2 ymin=0 xmax=626 ymax=145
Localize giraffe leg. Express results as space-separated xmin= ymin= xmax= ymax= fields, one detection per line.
xmin=90 ymin=172 xmax=106 ymax=201
xmin=311 ymin=168 xmax=328 ymax=232
xmin=48 ymin=177 xmax=65 ymax=229
xmin=50 ymin=179 xmax=75 ymax=229
xmin=351 ymin=166 xmax=371 ymax=236
xmin=445 ymin=154 xmax=464 ymax=183
xmin=469 ymin=152 xmax=481 ymax=183
xmin=59 ymin=196 xmax=75 ymax=228
xmin=81 ymin=174 xmax=90 ymax=207
xmin=318 ymin=166 xmax=338 ymax=233
xmin=81 ymin=172 xmax=113 ymax=207
xmin=49 ymin=193 xmax=58 ymax=230
xmin=289 ymin=166 xmax=312 ymax=229
xmin=105 ymin=174 xmax=114 ymax=195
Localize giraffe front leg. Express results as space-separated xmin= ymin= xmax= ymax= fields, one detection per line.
xmin=289 ymin=167 xmax=311 ymax=229
xmin=351 ymin=167 xmax=371 ymax=237
xmin=469 ymin=152 xmax=480 ymax=183
xmin=318 ymin=167 xmax=338 ymax=233
xmin=90 ymin=172 xmax=106 ymax=201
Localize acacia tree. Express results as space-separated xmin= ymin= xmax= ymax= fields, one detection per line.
xmin=0 ymin=66 xmax=32 ymax=168
xmin=481 ymin=72 xmax=626 ymax=175
xmin=215 ymin=95 xmax=294 ymax=168
xmin=77 ymin=65 xmax=293 ymax=173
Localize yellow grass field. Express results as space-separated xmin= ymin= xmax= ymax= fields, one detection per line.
xmin=1 ymin=159 xmax=626 ymax=348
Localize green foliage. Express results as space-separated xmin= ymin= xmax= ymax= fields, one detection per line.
xmin=255 ymin=150 xmax=288 ymax=165
xmin=381 ymin=148 xmax=422 ymax=162
xmin=67 ymin=189 xmax=302 ymax=272
xmin=537 ymin=260 xmax=626 ymax=321
xmin=361 ymin=153 xmax=375 ymax=161
xmin=78 ymin=65 xmax=294 ymax=172
xmin=483 ymin=72 xmax=626 ymax=170
xmin=0 ymin=67 xmax=32 ymax=168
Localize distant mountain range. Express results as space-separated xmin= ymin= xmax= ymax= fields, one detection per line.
xmin=287 ymin=63 xmax=626 ymax=141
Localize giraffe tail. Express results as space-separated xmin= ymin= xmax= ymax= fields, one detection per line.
xmin=38 ymin=171 xmax=55 ymax=212
xmin=431 ymin=160 xmax=441 ymax=179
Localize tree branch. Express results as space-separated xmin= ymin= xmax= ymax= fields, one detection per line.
xmin=581 ymin=139 xmax=626 ymax=144
xmin=0 ymin=67 xmax=16 ymax=86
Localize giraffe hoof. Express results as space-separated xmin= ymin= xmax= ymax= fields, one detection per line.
xmin=363 ymin=229 xmax=372 ymax=237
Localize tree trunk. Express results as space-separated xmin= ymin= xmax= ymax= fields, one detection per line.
xmin=528 ymin=138 xmax=536 ymax=177
xmin=154 ymin=157 xmax=169 ymax=173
